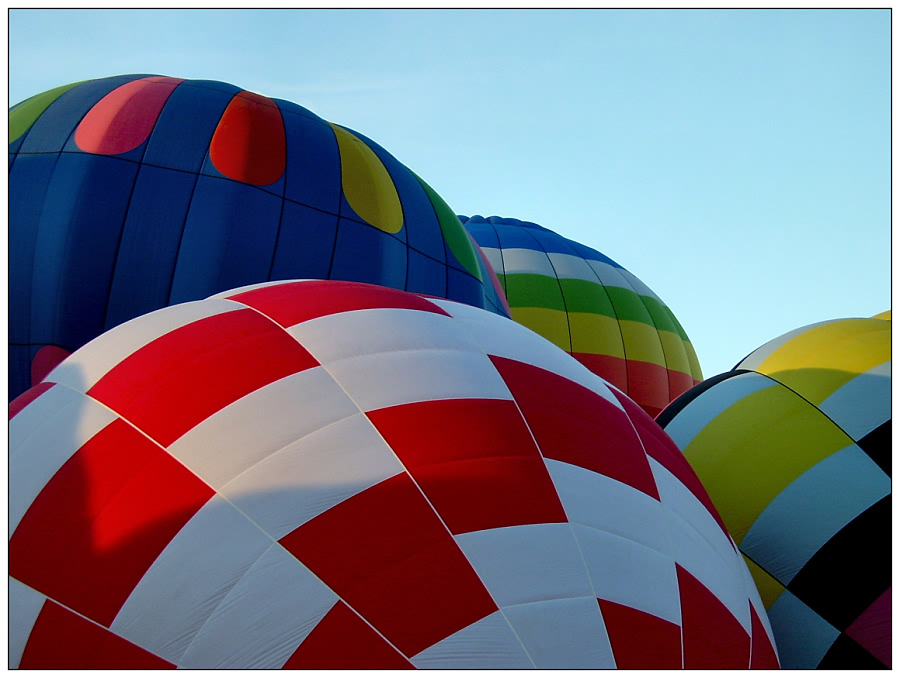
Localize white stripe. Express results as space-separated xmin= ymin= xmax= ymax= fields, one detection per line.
xmin=429 ymin=298 xmax=625 ymax=410
xmin=618 ymin=268 xmax=662 ymax=302
xmin=286 ymin=307 xmax=481 ymax=363
xmin=819 ymin=360 xmax=891 ymax=439
xmin=649 ymin=458 xmax=751 ymax=632
xmin=412 ymin=611 xmax=532 ymax=669
xmin=168 ymin=368 xmax=359 ymax=488
xmin=584 ymin=259 xmax=632 ymax=289
xmin=571 ymin=523 xmax=681 ymax=625
xmin=178 ymin=544 xmax=338 ymax=669
xmin=47 ymin=298 xmax=245 ymax=392
xmin=662 ymin=372 xmax=774 ymax=451
xmin=497 ymin=247 xmax=556 ymax=277
xmin=455 ymin=524 xmax=594 ymax=608
xmin=323 ymin=349 xmax=513 ymax=413
xmin=478 ymin=247 xmax=505 ymax=276
xmin=219 ymin=413 xmax=404 ymax=540
xmin=503 ymin=597 xmax=615 ymax=669
xmin=546 ymin=459 xmax=671 ymax=555
xmin=547 ymin=251 xmax=601 ymax=282
xmin=9 ymin=385 xmax=118 ymax=538
xmin=8 ymin=578 xmax=45 ymax=669
xmin=111 ymin=495 xmax=275 ymax=664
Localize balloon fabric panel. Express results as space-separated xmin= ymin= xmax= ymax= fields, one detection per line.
xmin=74 ymin=77 xmax=185 ymax=155
xmin=209 ymin=91 xmax=286 ymax=186
xmin=143 ymin=80 xmax=238 ymax=172
xmin=18 ymin=75 xmax=144 ymax=153
xmin=18 ymin=601 xmax=175 ymax=669
xmin=29 ymin=154 xmax=139 ymax=349
xmin=9 ymin=80 xmax=85 ymax=147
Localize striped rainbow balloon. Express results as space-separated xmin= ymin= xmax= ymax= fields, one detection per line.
xmin=461 ymin=215 xmax=702 ymax=418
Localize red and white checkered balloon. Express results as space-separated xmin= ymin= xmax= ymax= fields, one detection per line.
xmin=9 ymin=280 xmax=779 ymax=669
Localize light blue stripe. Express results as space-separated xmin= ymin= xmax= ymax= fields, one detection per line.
xmin=819 ymin=361 xmax=891 ymax=440
xmin=662 ymin=372 xmax=775 ymax=450
xmin=740 ymin=444 xmax=890 ymax=585
xmin=766 ymin=590 xmax=839 ymax=669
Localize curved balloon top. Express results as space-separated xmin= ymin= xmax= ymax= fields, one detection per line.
xmin=733 ymin=314 xmax=891 ymax=442
xmin=9 ymin=74 xmax=506 ymax=400
xmin=460 ymin=214 xmax=702 ymax=417
xmin=10 ymin=279 xmax=778 ymax=669
xmin=657 ymin=314 xmax=891 ymax=669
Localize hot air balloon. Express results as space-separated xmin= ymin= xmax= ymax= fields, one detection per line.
xmin=10 ymin=279 xmax=777 ymax=669
xmin=460 ymin=215 xmax=702 ymax=418
xmin=8 ymin=75 xmax=507 ymax=401
xmin=657 ymin=312 xmax=891 ymax=669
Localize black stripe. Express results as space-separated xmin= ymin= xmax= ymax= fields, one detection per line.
xmin=787 ymin=495 xmax=891 ymax=631
xmin=818 ymin=632 xmax=888 ymax=669
xmin=856 ymin=419 xmax=891 ymax=477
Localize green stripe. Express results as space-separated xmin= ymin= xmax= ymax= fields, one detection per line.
xmin=604 ymin=286 xmax=655 ymax=325
xmin=500 ymin=273 xmax=565 ymax=310
xmin=9 ymin=80 xmax=84 ymax=143
xmin=558 ymin=278 xmax=617 ymax=316
xmin=501 ymin=272 xmax=694 ymax=343
xmin=414 ymin=174 xmax=481 ymax=280
xmin=642 ymin=296 xmax=681 ymax=336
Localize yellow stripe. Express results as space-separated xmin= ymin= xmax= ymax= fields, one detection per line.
xmin=657 ymin=329 xmax=691 ymax=375
xmin=567 ymin=312 xmax=626 ymax=358
xmin=683 ymin=384 xmax=852 ymax=543
xmin=619 ymin=319 xmax=665 ymax=366
xmin=510 ymin=307 xmax=572 ymax=352
xmin=330 ymin=123 xmax=403 ymax=234
xmin=872 ymin=310 xmax=891 ymax=321
xmin=742 ymin=555 xmax=785 ymax=610
xmin=685 ymin=340 xmax=703 ymax=382
xmin=757 ymin=318 xmax=890 ymax=404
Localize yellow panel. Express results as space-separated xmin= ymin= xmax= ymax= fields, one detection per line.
xmin=756 ymin=318 xmax=890 ymax=378
xmin=685 ymin=340 xmax=703 ymax=382
xmin=329 ymin=123 xmax=403 ymax=234
xmin=683 ymin=384 xmax=853 ymax=543
xmin=742 ymin=555 xmax=785 ymax=610
xmin=510 ymin=307 xmax=572 ymax=352
xmin=619 ymin=319 xmax=665 ymax=366
xmin=759 ymin=319 xmax=891 ymax=404
xmin=567 ymin=312 xmax=625 ymax=358
xmin=657 ymin=329 xmax=691 ymax=374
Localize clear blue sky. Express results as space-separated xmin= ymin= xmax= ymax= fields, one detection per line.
xmin=8 ymin=8 xmax=891 ymax=378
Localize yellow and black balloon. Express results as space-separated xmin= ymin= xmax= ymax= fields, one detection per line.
xmin=657 ymin=312 xmax=891 ymax=669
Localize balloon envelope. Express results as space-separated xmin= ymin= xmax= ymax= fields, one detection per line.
xmin=460 ymin=215 xmax=702 ymax=417
xmin=8 ymin=75 xmax=507 ymax=400
xmin=10 ymin=279 xmax=776 ymax=669
xmin=658 ymin=313 xmax=891 ymax=669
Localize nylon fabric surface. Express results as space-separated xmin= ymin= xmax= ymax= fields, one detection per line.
xmin=9 ymin=279 xmax=777 ymax=669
